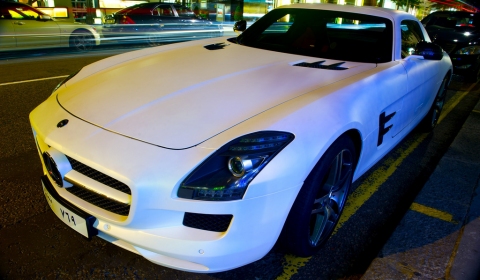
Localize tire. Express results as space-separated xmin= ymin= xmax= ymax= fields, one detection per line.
xmin=69 ymin=30 xmax=94 ymax=51
xmin=279 ymin=134 xmax=357 ymax=257
xmin=419 ymin=76 xmax=448 ymax=132
xmin=147 ymin=29 xmax=163 ymax=47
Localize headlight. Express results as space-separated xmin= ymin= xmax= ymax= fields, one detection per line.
xmin=178 ymin=131 xmax=295 ymax=201
xmin=51 ymin=69 xmax=80 ymax=94
xmin=455 ymin=46 xmax=480 ymax=55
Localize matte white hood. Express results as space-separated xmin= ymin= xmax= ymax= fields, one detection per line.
xmin=57 ymin=39 xmax=376 ymax=149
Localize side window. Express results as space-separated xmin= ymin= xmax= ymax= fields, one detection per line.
xmin=8 ymin=8 xmax=28 ymax=19
xmin=174 ymin=5 xmax=195 ymax=18
xmin=156 ymin=5 xmax=174 ymax=17
xmin=16 ymin=6 xmax=41 ymax=19
xmin=401 ymin=20 xmax=425 ymax=58
xmin=4 ymin=6 xmax=41 ymax=20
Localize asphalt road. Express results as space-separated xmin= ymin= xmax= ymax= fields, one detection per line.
xmin=0 ymin=46 xmax=479 ymax=279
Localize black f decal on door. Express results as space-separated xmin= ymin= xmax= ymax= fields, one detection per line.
xmin=378 ymin=111 xmax=396 ymax=146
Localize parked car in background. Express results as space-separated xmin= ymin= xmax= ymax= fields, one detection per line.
xmin=30 ymin=3 xmax=451 ymax=273
xmin=0 ymin=1 xmax=100 ymax=52
xmin=422 ymin=11 xmax=480 ymax=81
xmin=102 ymin=3 xmax=223 ymax=46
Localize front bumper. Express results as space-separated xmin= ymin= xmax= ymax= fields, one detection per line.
xmin=29 ymin=77 xmax=304 ymax=272
xmin=40 ymin=168 xmax=301 ymax=272
xmin=449 ymin=54 xmax=480 ymax=76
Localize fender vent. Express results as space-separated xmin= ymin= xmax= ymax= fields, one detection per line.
xmin=204 ymin=42 xmax=229 ymax=50
xmin=294 ymin=61 xmax=347 ymax=70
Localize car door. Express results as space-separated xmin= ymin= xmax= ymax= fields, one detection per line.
xmin=6 ymin=4 xmax=60 ymax=48
xmin=171 ymin=5 xmax=201 ymax=39
xmin=151 ymin=4 xmax=183 ymax=41
xmin=0 ymin=8 xmax=16 ymax=49
xmin=399 ymin=20 xmax=441 ymax=126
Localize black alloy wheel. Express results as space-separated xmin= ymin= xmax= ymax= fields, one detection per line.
xmin=70 ymin=30 xmax=94 ymax=51
xmin=279 ymin=134 xmax=356 ymax=257
xmin=420 ymin=76 xmax=448 ymax=131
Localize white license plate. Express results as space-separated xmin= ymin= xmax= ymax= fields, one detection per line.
xmin=42 ymin=182 xmax=91 ymax=238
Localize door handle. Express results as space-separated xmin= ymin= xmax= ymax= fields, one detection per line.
xmin=14 ymin=21 xmax=26 ymax=25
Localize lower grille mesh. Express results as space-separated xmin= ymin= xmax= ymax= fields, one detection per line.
xmin=65 ymin=185 xmax=130 ymax=216
xmin=183 ymin=213 xmax=233 ymax=232
xmin=66 ymin=156 xmax=131 ymax=195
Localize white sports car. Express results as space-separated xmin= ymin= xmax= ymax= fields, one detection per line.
xmin=30 ymin=3 xmax=452 ymax=273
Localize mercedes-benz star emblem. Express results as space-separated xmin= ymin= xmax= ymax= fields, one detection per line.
xmin=57 ymin=119 xmax=69 ymax=128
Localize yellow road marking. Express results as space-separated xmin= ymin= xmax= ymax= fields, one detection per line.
xmin=276 ymin=82 xmax=477 ymax=279
xmin=410 ymin=202 xmax=457 ymax=223
xmin=438 ymin=82 xmax=476 ymax=123
xmin=276 ymin=255 xmax=311 ymax=280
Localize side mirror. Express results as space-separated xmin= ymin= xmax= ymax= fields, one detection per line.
xmin=38 ymin=14 xmax=52 ymax=21
xmin=233 ymin=20 xmax=246 ymax=32
xmin=415 ymin=41 xmax=444 ymax=60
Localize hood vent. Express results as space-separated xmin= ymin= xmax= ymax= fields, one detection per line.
xmin=294 ymin=61 xmax=347 ymax=70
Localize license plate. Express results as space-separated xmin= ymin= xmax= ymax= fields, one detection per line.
xmin=42 ymin=181 xmax=93 ymax=238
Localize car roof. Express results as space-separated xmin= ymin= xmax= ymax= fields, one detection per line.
xmin=133 ymin=2 xmax=174 ymax=7
xmin=0 ymin=1 xmax=28 ymax=7
xmin=277 ymin=3 xmax=410 ymax=21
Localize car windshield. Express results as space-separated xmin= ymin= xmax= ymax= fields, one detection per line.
xmin=234 ymin=8 xmax=393 ymax=63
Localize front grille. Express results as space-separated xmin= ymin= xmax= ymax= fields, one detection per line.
xmin=65 ymin=185 xmax=130 ymax=216
xmin=183 ymin=213 xmax=233 ymax=232
xmin=66 ymin=156 xmax=131 ymax=195
xmin=64 ymin=156 xmax=131 ymax=216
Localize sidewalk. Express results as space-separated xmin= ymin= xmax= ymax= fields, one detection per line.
xmin=362 ymin=100 xmax=480 ymax=279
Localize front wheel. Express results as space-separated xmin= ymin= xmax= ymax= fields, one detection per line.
xmin=419 ymin=76 xmax=448 ymax=131
xmin=147 ymin=29 xmax=164 ymax=47
xmin=279 ymin=135 xmax=357 ymax=257
xmin=69 ymin=30 xmax=94 ymax=51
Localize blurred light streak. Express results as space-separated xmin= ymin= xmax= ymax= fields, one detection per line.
xmin=0 ymin=75 xmax=68 ymax=87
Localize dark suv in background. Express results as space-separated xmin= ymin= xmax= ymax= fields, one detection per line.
xmin=422 ymin=11 xmax=480 ymax=81
xmin=102 ymin=3 xmax=223 ymax=46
